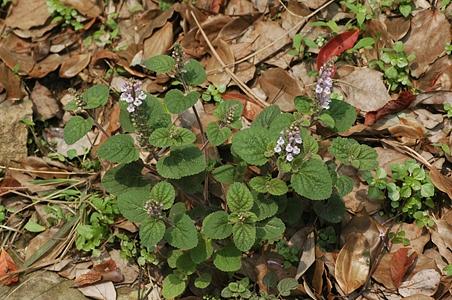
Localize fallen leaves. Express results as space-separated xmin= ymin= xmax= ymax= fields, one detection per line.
xmin=390 ymin=248 xmax=418 ymax=288
xmin=399 ymin=269 xmax=441 ymax=297
xmin=0 ymin=249 xmax=19 ymax=286
xmin=316 ymin=30 xmax=360 ymax=70
xmin=4 ymin=0 xmax=50 ymax=30
xmin=365 ymin=91 xmax=416 ymax=125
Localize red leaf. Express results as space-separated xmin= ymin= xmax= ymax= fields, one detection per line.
xmin=364 ymin=91 xmax=415 ymax=125
xmin=210 ymin=0 xmax=224 ymax=13
xmin=222 ymin=91 xmax=262 ymax=121
xmin=0 ymin=249 xmax=19 ymax=286
xmin=316 ymin=30 xmax=360 ymax=70
xmin=390 ymin=248 xmax=417 ymax=288
xmin=74 ymin=259 xmax=123 ymax=287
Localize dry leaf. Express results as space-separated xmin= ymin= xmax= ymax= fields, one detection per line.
xmin=29 ymin=54 xmax=63 ymax=78
xmin=4 ymin=0 xmax=50 ymax=30
xmin=404 ymin=10 xmax=451 ymax=77
xmin=77 ymin=281 xmax=117 ymax=300
xmin=59 ymin=53 xmax=91 ymax=78
xmin=316 ymin=30 xmax=360 ymax=70
xmin=339 ymin=68 xmax=390 ymax=112
xmin=429 ymin=168 xmax=452 ymax=200
xmin=205 ymin=39 xmax=234 ymax=86
xmin=390 ymin=248 xmax=417 ymax=288
xmin=398 ymin=269 xmax=441 ymax=297
xmin=0 ymin=63 xmax=25 ymax=101
xmin=296 ymin=231 xmax=315 ymax=279
xmin=60 ymin=0 xmax=101 ymax=18
xmin=365 ymin=91 xmax=416 ymax=125
xmin=390 ymin=223 xmax=430 ymax=254
xmin=0 ymin=249 xmax=19 ymax=286
xmin=143 ymin=22 xmax=173 ymax=60
xmin=335 ymin=233 xmax=370 ymax=295
xmin=74 ymin=259 xmax=123 ymax=287
xmin=385 ymin=16 xmax=410 ymax=41
xmin=31 ymin=82 xmax=61 ymax=121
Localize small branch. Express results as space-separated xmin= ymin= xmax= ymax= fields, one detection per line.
xmin=84 ymin=110 xmax=110 ymax=138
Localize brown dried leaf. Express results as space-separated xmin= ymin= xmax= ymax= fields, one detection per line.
xmin=205 ymin=39 xmax=234 ymax=86
xmin=398 ymin=269 xmax=441 ymax=297
xmin=385 ymin=16 xmax=410 ymax=41
xmin=143 ymin=22 xmax=173 ymax=60
xmin=373 ymin=253 xmax=396 ymax=290
xmin=29 ymin=54 xmax=63 ymax=78
xmin=429 ymin=168 xmax=452 ymax=200
xmin=365 ymin=91 xmax=416 ymax=125
xmin=391 ymin=223 xmax=430 ymax=254
xmin=0 ymin=249 xmax=19 ymax=286
xmin=4 ymin=0 xmax=50 ymax=30
xmin=77 ymin=281 xmax=117 ymax=300
xmin=60 ymin=0 xmax=101 ymax=18
xmin=59 ymin=53 xmax=91 ymax=78
xmin=335 ymin=233 xmax=370 ymax=295
xmin=0 ymin=63 xmax=25 ymax=101
xmin=339 ymin=68 xmax=390 ymax=112
xmin=296 ymin=231 xmax=315 ymax=279
xmin=390 ymin=248 xmax=417 ymax=288
xmin=416 ymin=56 xmax=452 ymax=92
xmin=31 ymin=82 xmax=61 ymax=121
xmin=258 ymin=68 xmax=303 ymax=112
xmin=405 ymin=10 xmax=451 ymax=77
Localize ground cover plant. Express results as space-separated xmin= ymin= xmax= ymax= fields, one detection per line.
xmin=0 ymin=0 xmax=452 ymax=299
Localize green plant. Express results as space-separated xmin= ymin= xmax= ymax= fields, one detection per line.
xmin=381 ymin=0 xmax=414 ymax=17
xmin=288 ymin=34 xmax=318 ymax=57
xmin=388 ymin=229 xmax=410 ymax=246
xmin=85 ymin=13 xmax=120 ymax=47
xmin=201 ymin=84 xmax=226 ymax=102
xmin=0 ymin=205 xmax=6 ymax=223
xmin=341 ymin=0 xmax=373 ymax=27
xmin=47 ymin=0 xmax=85 ymax=30
xmin=275 ymin=240 xmax=299 ymax=268
xmin=367 ymin=160 xmax=436 ymax=227
xmin=371 ymin=41 xmax=415 ymax=91
xmin=317 ymin=226 xmax=337 ymax=251
xmin=446 ymin=43 xmax=452 ymax=55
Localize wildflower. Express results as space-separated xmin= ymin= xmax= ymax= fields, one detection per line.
xmin=274 ymin=145 xmax=282 ymax=153
xmin=286 ymin=153 xmax=294 ymax=162
xmin=120 ymin=79 xmax=145 ymax=113
xmin=274 ymin=125 xmax=303 ymax=162
xmin=144 ymin=200 xmax=164 ymax=218
xmin=315 ymin=59 xmax=335 ymax=109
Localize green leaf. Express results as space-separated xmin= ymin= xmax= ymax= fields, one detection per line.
xmin=325 ymin=99 xmax=357 ymax=132
xmin=256 ymin=217 xmax=285 ymax=241
xmin=291 ymin=159 xmax=332 ymax=200
xmin=165 ymin=214 xmax=198 ymax=250
xmin=252 ymin=105 xmax=281 ymax=129
xmin=212 ymin=164 xmax=235 ymax=184
xmin=82 ymin=84 xmax=109 ymax=109
xmin=202 ymin=211 xmax=232 ymax=239
xmin=213 ymin=244 xmax=242 ymax=272
xmin=162 ymin=274 xmax=186 ymax=299
xmin=352 ymin=37 xmax=375 ymax=51
xmin=294 ymin=96 xmax=315 ymax=114
xmin=214 ymin=100 xmax=243 ymax=129
xmin=143 ymin=54 xmax=175 ymax=74
xmin=190 ymin=235 xmax=213 ymax=263
xmin=251 ymin=195 xmax=278 ymax=221
xmin=194 ymin=273 xmax=212 ymax=289
xmin=149 ymin=126 xmax=196 ymax=148
xmin=182 ymin=59 xmax=206 ymax=85
xmin=102 ymin=161 xmax=150 ymax=197
xmin=227 ymin=182 xmax=254 ymax=212
xmin=164 ymin=89 xmax=200 ymax=114
xmin=156 ymin=145 xmax=206 ymax=179
xmin=318 ymin=113 xmax=335 ymax=128
xmin=117 ymin=190 xmax=148 ymax=222
xmin=97 ymin=134 xmax=139 ymax=164
xmin=232 ymin=223 xmax=256 ymax=252
xmin=336 ymin=175 xmax=354 ymax=197
xmin=231 ymin=127 xmax=271 ymax=166
xmin=140 ymin=219 xmax=165 ymax=248
xmin=175 ymin=252 xmax=197 ymax=275
xmin=312 ymin=194 xmax=345 ymax=223
xmin=24 ymin=219 xmax=46 ymax=232
xmin=399 ymin=4 xmax=411 ymax=17
xmin=63 ymin=116 xmax=94 ymax=145
xmin=300 ymin=127 xmax=318 ymax=157
xmin=249 ymin=177 xmax=288 ymax=196
xmin=329 ymin=137 xmax=378 ymax=171
xmin=150 ymin=181 xmax=175 ymax=210
xmin=277 ymin=278 xmax=299 ymax=297
xmin=206 ymin=123 xmax=231 ymax=146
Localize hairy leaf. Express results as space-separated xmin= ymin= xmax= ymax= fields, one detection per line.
xmin=97 ymin=134 xmax=139 ymax=164
xmin=63 ymin=116 xmax=93 ymax=145
xmin=291 ymin=159 xmax=332 ymax=200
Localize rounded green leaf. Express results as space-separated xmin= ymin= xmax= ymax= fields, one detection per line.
xmin=249 ymin=176 xmax=268 ymax=193
xmin=149 ymin=126 xmax=196 ymax=148
xmin=206 ymin=122 xmax=231 ymax=146
xmin=190 ymin=235 xmax=213 ymax=264
xmin=231 ymin=127 xmax=271 ymax=166
xmin=212 ymin=164 xmax=235 ymax=184
xmin=232 ymin=223 xmax=256 ymax=252
xmin=143 ymin=54 xmax=175 ymax=74
xmin=251 ymin=195 xmax=278 ymax=221
xmin=277 ymin=278 xmax=299 ymax=297
xmin=117 ymin=190 xmax=149 ymax=222
xmin=256 ymin=217 xmax=285 ymax=241
xmin=194 ymin=273 xmax=212 ymax=289
xmin=164 ymin=89 xmax=200 ymax=114
xmin=162 ymin=274 xmax=186 ymax=299
xmin=63 ymin=116 xmax=94 ymax=145
xmin=267 ymin=179 xmax=288 ymax=196
xmin=325 ymin=99 xmax=357 ymax=132
xmin=165 ymin=214 xmax=198 ymax=250
xmin=202 ymin=211 xmax=232 ymax=240
xmin=101 ymin=162 xmax=150 ymax=197
xmin=82 ymin=84 xmax=109 ymax=109
xmin=213 ymin=245 xmax=242 ymax=272
xmin=312 ymin=194 xmax=345 ymax=223
xmin=291 ymin=159 xmax=332 ymax=200
xmin=156 ymin=145 xmax=206 ymax=179
xmin=150 ymin=181 xmax=175 ymax=210
xmin=140 ymin=219 xmax=165 ymax=248
xmin=182 ymin=59 xmax=206 ymax=85
xmin=97 ymin=134 xmax=139 ymax=164
xmin=336 ymin=175 xmax=354 ymax=197
xmin=227 ymin=182 xmax=254 ymax=212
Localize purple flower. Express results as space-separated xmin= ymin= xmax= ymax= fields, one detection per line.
xmin=274 ymin=145 xmax=282 ymax=153
xmin=120 ymin=79 xmax=145 ymax=113
xmin=315 ymin=60 xmax=335 ymax=109
xmin=274 ymin=126 xmax=303 ymax=162
xmin=286 ymin=153 xmax=294 ymax=162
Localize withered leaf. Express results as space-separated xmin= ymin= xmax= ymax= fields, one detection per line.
xmin=398 ymin=269 xmax=441 ymax=297
xmin=390 ymin=248 xmax=417 ymax=288
xmin=0 ymin=249 xmax=19 ymax=286
xmin=59 ymin=53 xmax=91 ymax=78
xmin=4 ymin=0 xmax=50 ymax=30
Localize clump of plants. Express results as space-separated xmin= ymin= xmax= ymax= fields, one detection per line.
xmin=47 ymin=0 xmax=85 ymax=30
xmin=367 ymin=159 xmax=436 ymax=227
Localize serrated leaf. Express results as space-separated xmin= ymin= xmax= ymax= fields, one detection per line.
xmin=251 ymin=195 xmax=278 ymax=221
xmin=82 ymin=84 xmax=109 ymax=109
xmin=213 ymin=244 xmax=242 ymax=272
xmin=325 ymin=99 xmax=357 ymax=132
xmin=97 ymin=134 xmax=139 ymax=163
xmin=182 ymin=59 xmax=206 ymax=85
xmin=227 ymin=182 xmax=254 ymax=212
xmin=232 ymin=223 xmax=256 ymax=252
xmin=63 ymin=116 xmax=93 ymax=145
xmin=252 ymin=105 xmax=281 ymax=129
xmin=150 ymin=181 xmax=175 ymax=210
xmin=336 ymin=175 xmax=354 ymax=197
xmin=249 ymin=177 xmax=268 ymax=193
xmin=231 ymin=127 xmax=271 ymax=166
xmin=212 ymin=164 xmax=235 ymax=184
xmin=194 ymin=273 xmax=212 ymax=289
xmin=202 ymin=211 xmax=232 ymax=240
xmin=117 ymin=189 xmax=149 ymax=222
xmin=164 ymin=89 xmax=200 ymax=114
xmin=149 ymin=126 xmax=196 ymax=148
xmin=102 ymin=161 xmax=150 ymax=197
xmin=277 ymin=278 xmax=299 ymax=297
xmin=190 ymin=235 xmax=213 ymax=263
xmin=291 ymin=159 xmax=332 ymax=200
xmin=300 ymin=127 xmax=319 ymax=157
xmin=214 ymin=100 xmax=243 ymax=129
xmin=313 ymin=194 xmax=346 ymax=223
xmin=165 ymin=214 xmax=198 ymax=250
xmin=249 ymin=177 xmax=287 ymax=196
xmin=206 ymin=123 xmax=231 ymax=146
xmin=175 ymin=252 xmax=196 ymax=275
xmin=329 ymin=137 xmax=378 ymax=171
xmin=143 ymin=55 xmax=175 ymax=74
xmin=162 ymin=274 xmax=186 ymax=299
xmin=140 ymin=219 xmax=165 ymax=248
xmin=256 ymin=217 xmax=285 ymax=241
xmin=156 ymin=145 xmax=206 ymax=179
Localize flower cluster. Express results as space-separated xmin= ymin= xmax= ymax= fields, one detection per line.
xmin=274 ymin=126 xmax=303 ymax=162
xmin=120 ymin=80 xmax=146 ymax=113
xmin=144 ymin=200 xmax=164 ymax=218
xmin=315 ymin=59 xmax=335 ymax=109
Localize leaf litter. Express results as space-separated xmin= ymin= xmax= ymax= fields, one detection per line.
xmin=0 ymin=0 xmax=451 ymax=299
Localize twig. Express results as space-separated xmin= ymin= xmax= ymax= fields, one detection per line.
xmin=84 ymin=110 xmax=110 ymax=138
xmin=190 ymin=11 xmax=269 ymax=108
xmin=0 ymin=165 xmax=97 ymax=175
